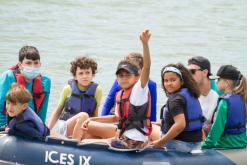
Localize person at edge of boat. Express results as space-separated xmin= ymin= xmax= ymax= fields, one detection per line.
xmin=5 ymin=83 xmax=50 ymax=139
xmin=187 ymin=56 xmax=221 ymax=138
xmin=150 ymin=63 xmax=204 ymax=153
xmin=0 ymin=46 xmax=51 ymax=128
xmin=201 ymin=65 xmax=247 ymax=149
xmin=47 ymin=56 xmax=102 ymax=138
xmin=72 ymin=30 xmax=153 ymax=149
xmin=101 ymin=52 xmax=157 ymax=122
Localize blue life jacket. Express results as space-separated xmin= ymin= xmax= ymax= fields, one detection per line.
xmin=160 ymin=104 xmax=169 ymax=133
xmin=179 ymin=88 xmax=204 ymax=131
xmin=222 ymin=93 xmax=246 ymax=135
xmin=162 ymin=88 xmax=204 ymax=133
xmin=8 ymin=107 xmax=49 ymax=139
xmin=59 ymin=80 xmax=98 ymax=120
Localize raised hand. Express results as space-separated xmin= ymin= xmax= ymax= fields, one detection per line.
xmin=140 ymin=29 xmax=151 ymax=44
xmin=139 ymin=29 xmax=151 ymax=88
xmin=150 ymin=139 xmax=164 ymax=149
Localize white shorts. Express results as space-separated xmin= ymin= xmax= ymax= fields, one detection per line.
xmin=53 ymin=120 xmax=68 ymax=137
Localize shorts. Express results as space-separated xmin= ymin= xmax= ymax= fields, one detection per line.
xmin=165 ymin=140 xmax=202 ymax=153
xmin=53 ymin=120 xmax=68 ymax=138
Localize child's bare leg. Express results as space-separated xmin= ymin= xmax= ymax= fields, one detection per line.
xmin=85 ymin=121 xmax=117 ymax=139
xmin=81 ymin=138 xmax=111 ymax=145
xmin=149 ymin=124 xmax=161 ymax=141
xmin=66 ymin=112 xmax=89 ymax=140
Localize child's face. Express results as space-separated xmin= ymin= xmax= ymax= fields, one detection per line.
xmin=20 ymin=57 xmax=41 ymax=68
xmin=18 ymin=57 xmax=41 ymax=81
xmin=163 ymin=72 xmax=183 ymax=94
xmin=117 ymin=70 xmax=138 ymax=90
xmin=6 ymin=101 xmax=27 ymax=117
xmin=217 ymin=78 xmax=232 ymax=92
xmin=75 ymin=67 xmax=94 ymax=87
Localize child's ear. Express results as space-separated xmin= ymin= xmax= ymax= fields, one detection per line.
xmin=17 ymin=62 xmax=22 ymax=68
xmin=21 ymin=103 xmax=29 ymax=111
xmin=38 ymin=61 xmax=42 ymax=67
xmin=135 ymin=75 xmax=139 ymax=81
xmin=181 ymin=81 xmax=184 ymax=86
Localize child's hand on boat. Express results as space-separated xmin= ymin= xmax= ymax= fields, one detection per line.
xmin=4 ymin=126 xmax=10 ymax=132
xmin=150 ymin=139 xmax=164 ymax=149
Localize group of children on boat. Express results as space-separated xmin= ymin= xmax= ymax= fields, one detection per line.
xmin=0 ymin=29 xmax=246 ymax=152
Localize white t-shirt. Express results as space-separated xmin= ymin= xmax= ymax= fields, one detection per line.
xmin=115 ymin=79 xmax=149 ymax=142
xmin=199 ymin=89 xmax=219 ymax=120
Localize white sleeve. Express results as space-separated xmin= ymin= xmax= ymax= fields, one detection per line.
xmin=114 ymin=105 xmax=119 ymax=117
xmin=129 ymin=79 xmax=149 ymax=106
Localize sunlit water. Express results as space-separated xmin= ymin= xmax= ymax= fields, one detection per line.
xmin=0 ymin=0 xmax=246 ymax=120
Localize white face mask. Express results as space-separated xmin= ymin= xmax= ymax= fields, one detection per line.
xmin=21 ymin=66 xmax=41 ymax=80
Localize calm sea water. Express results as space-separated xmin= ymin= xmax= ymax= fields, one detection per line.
xmin=0 ymin=0 xmax=247 ymax=120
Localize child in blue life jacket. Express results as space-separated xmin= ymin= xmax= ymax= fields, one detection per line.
xmin=150 ymin=63 xmax=204 ymax=152
xmin=47 ymin=56 xmax=102 ymax=139
xmin=72 ymin=30 xmax=152 ymax=149
xmin=101 ymin=52 xmax=157 ymax=122
xmin=5 ymin=83 xmax=50 ymax=139
xmin=202 ymin=65 xmax=247 ymax=149
xmin=0 ymin=46 xmax=51 ymax=127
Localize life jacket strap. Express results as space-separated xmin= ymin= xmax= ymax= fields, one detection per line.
xmin=187 ymin=115 xmax=205 ymax=123
xmin=226 ymin=123 xmax=246 ymax=130
xmin=71 ymin=93 xmax=94 ymax=98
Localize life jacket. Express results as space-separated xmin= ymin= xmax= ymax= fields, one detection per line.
xmin=59 ymin=79 xmax=98 ymax=120
xmin=116 ymin=86 xmax=152 ymax=136
xmin=222 ymin=93 xmax=246 ymax=135
xmin=8 ymin=107 xmax=50 ymax=138
xmin=160 ymin=104 xmax=168 ymax=133
xmin=2 ymin=64 xmax=45 ymax=115
xmin=162 ymin=88 xmax=204 ymax=133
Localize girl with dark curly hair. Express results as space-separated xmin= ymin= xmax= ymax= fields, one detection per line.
xmin=151 ymin=63 xmax=204 ymax=152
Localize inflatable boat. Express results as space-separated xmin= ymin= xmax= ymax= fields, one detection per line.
xmin=0 ymin=134 xmax=246 ymax=165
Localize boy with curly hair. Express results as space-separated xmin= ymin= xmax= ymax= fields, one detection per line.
xmin=47 ymin=56 xmax=102 ymax=138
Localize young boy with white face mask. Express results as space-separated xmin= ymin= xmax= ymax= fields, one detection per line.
xmin=0 ymin=46 xmax=51 ymax=127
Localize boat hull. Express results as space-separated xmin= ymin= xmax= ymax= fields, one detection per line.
xmin=0 ymin=134 xmax=239 ymax=165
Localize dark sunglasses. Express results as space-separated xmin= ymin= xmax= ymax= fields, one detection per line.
xmin=189 ymin=69 xmax=203 ymax=74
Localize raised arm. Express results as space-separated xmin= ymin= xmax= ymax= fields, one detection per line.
xmin=139 ymin=30 xmax=151 ymax=88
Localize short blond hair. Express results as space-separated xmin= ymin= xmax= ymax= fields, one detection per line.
xmin=6 ymin=83 xmax=32 ymax=104
xmin=125 ymin=52 xmax=143 ymax=70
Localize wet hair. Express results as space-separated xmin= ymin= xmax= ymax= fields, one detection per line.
xmin=6 ymin=83 xmax=32 ymax=104
xmin=161 ymin=63 xmax=200 ymax=98
xmin=116 ymin=59 xmax=140 ymax=76
xmin=19 ymin=46 xmax=40 ymax=62
xmin=70 ymin=56 xmax=98 ymax=76
xmin=125 ymin=52 xmax=143 ymax=70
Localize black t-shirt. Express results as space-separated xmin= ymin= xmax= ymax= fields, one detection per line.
xmin=162 ymin=95 xmax=202 ymax=142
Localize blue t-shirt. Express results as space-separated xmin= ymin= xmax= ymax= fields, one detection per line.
xmin=101 ymin=79 xmax=157 ymax=121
